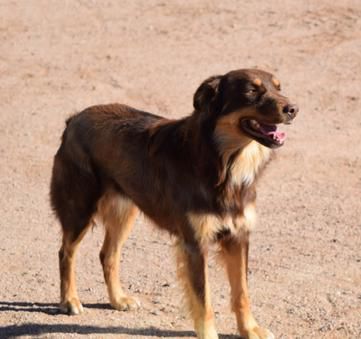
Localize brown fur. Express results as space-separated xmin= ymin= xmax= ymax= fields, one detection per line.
xmin=50 ymin=68 xmax=298 ymax=339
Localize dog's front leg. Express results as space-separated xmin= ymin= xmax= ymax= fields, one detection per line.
xmin=176 ymin=241 xmax=218 ymax=339
xmin=220 ymin=237 xmax=274 ymax=339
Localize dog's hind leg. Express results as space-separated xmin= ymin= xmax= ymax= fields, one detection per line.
xmin=220 ymin=237 xmax=274 ymax=339
xmin=58 ymin=223 xmax=91 ymax=315
xmin=97 ymin=191 xmax=139 ymax=311
xmin=176 ymin=240 xmax=218 ymax=339
xmin=51 ymin=153 xmax=101 ymax=315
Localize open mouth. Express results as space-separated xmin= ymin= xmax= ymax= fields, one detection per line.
xmin=240 ymin=119 xmax=286 ymax=148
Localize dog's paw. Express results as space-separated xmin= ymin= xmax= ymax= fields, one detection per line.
xmin=196 ymin=324 xmax=219 ymax=339
xmin=240 ymin=327 xmax=274 ymax=339
xmin=60 ymin=298 xmax=84 ymax=315
xmin=111 ymin=295 xmax=140 ymax=311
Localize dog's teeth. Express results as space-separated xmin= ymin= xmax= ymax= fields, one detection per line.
xmin=250 ymin=120 xmax=260 ymax=130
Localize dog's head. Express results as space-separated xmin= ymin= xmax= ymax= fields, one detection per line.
xmin=194 ymin=69 xmax=298 ymax=149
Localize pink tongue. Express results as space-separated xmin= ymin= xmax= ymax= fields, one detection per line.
xmin=259 ymin=124 xmax=286 ymax=143
xmin=268 ymin=131 xmax=286 ymax=143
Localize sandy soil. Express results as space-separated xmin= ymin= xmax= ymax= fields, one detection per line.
xmin=0 ymin=1 xmax=360 ymax=338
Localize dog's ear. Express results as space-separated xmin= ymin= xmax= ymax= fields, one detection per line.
xmin=193 ymin=75 xmax=222 ymax=112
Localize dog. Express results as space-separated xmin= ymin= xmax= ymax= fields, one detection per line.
xmin=50 ymin=69 xmax=298 ymax=339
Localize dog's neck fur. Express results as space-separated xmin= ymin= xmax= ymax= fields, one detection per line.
xmin=181 ymin=113 xmax=272 ymax=188
xmin=209 ymin=115 xmax=271 ymax=187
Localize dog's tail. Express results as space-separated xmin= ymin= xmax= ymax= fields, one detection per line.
xmin=50 ymin=116 xmax=101 ymax=231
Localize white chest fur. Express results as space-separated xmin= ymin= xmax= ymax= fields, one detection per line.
xmin=187 ymin=142 xmax=270 ymax=244
xmin=230 ymin=141 xmax=271 ymax=186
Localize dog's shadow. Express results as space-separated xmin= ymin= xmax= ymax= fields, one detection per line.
xmin=0 ymin=301 xmax=239 ymax=338
xmin=0 ymin=300 xmax=61 ymax=315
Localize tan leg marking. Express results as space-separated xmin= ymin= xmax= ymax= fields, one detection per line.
xmin=187 ymin=213 xmax=224 ymax=246
xmin=187 ymin=203 xmax=257 ymax=246
xmin=59 ymin=225 xmax=90 ymax=315
xmin=176 ymin=242 xmax=218 ymax=339
xmin=97 ymin=192 xmax=139 ymax=311
xmin=220 ymin=239 xmax=274 ymax=339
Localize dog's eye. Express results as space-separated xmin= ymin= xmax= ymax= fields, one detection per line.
xmin=246 ymin=88 xmax=257 ymax=95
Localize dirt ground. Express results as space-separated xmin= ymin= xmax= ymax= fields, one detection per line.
xmin=0 ymin=1 xmax=360 ymax=338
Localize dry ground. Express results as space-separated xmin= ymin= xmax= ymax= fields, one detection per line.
xmin=0 ymin=1 xmax=360 ymax=338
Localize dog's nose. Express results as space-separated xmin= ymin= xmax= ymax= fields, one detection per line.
xmin=283 ymin=104 xmax=299 ymax=119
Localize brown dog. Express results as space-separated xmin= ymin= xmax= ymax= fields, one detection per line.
xmin=50 ymin=69 xmax=298 ymax=339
